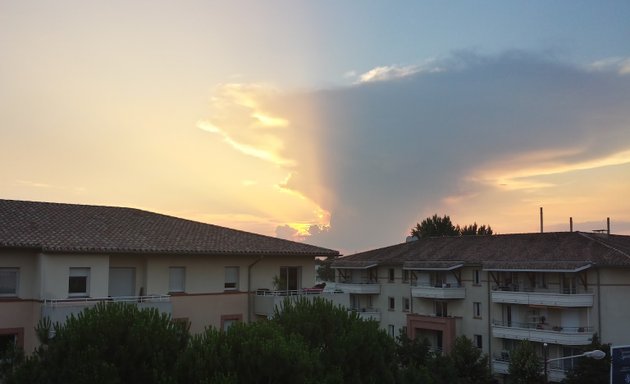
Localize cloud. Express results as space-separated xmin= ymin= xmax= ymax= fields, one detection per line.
xmin=356 ymin=60 xmax=443 ymax=83
xmin=589 ymin=57 xmax=630 ymax=75
xmin=201 ymin=52 xmax=630 ymax=252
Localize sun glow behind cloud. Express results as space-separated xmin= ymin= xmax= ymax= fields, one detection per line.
xmin=197 ymin=83 xmax=331 ymax=242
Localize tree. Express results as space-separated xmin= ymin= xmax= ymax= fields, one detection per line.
xmin=396 ymin=330 xmax=431 ymax=369
xmin=273 ymin=297 xmax=398 ymax=384
xmin=7 ymin=303 xmax=189 ymax=384
xmin=448 ymin=336 xmax=494 ymax=384
xmin=411 ymin=214 xmax=493 ymax=238
xmin=177 ymin=321 xmax=317 ymax=384
xmin=411 ymin=214 xmax=459 ymax=238
xmin=316 ymin=255 xmax=336 ymax=282
xmin=563 ymin=335 xmax=610 ymax=384
xmin=508 ymin=340 xmax=544 ymax=384
xmin=459 ymin=223 xmax=493 ymax=236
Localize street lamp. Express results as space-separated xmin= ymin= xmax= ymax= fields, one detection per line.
xmin=543 ymin=343 xmax=606 ymax=382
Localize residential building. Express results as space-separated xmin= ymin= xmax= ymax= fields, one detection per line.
xmin=0 ymin=199 xmax=338 ymax=353
xmin=332 ymin=231 xmax=630 ymax=382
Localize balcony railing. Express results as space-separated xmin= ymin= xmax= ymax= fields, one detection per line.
xmin=254 ymin=289 xmax=350 ymax=317
xmin=491 ymin=286 xmax=593 ymax=307
xmin=491 ymin=320 xmax=594 ymax=345
xmin=492 ymin=353 xmax=567 ymax=382
xmin=335 ymin=279 xmax=381 ymax=294
xmin=41 ymin=295 xmax=172 ymax=324
xmin=349 ymin=308 xmax=381 ymax=322
xmin=411 ymin=282 xmax=466 ymax=299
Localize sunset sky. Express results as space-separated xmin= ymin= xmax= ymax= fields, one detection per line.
xmin=2 ymin=1 xmax=630 ymax=253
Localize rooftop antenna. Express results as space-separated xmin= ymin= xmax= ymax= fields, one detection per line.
xmin=540 ymin=207 xmax=543 ymax=233
xmin=607 ymin=217 xmax=610 ymax=235
xmin=570 ymin=217 xmax=573 ymax=232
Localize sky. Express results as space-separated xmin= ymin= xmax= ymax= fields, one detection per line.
xmin=2 ymin=1 xmax=630 ymax=254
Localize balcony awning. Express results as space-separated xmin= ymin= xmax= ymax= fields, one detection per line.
xmin=331 ymin=260 xmax=378 ymax=269
xmin=403 ymin=261 xmax=464 ymax=271
xmin=483 ymin=261 xmax=592 ymax=273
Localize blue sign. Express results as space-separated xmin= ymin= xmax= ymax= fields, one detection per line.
xmin=611 ymin=345 xmax=630 ymax=384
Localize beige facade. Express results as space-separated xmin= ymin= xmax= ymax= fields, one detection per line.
xmin=0 ymin=199 xmax=338 ymax=354
xmin=332 ymin=232 xmax=630 ymax=382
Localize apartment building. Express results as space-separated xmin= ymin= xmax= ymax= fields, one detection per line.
xmin=0 ymin=199 xmax=338 ymax=353
xmin=332 ymin=231 xmax=630 ymax=382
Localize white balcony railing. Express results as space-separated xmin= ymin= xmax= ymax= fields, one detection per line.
xmin=254 ymin=289 xmax=350 ymax=318
xmin=411 ymin=283 xmax=466 ymax=299
xmin=350 ymin=308 xmax=381 ymax=322
xmin=491 ymin=320 xmax=594 ymax=345
xmin=41 ymin=295 xmax=172 ymax=324
xmin=491 ymin=288 xmax=593 ymax=307
xmin=335 ymin=281 xmax=381 ymax=294
xmin=492 ymin=354 xmax=567 ymax=382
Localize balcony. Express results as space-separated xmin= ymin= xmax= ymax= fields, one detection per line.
xmin=492 ymin=354 xmax=566 ymax=382
xmin=491 ymin=320 xmax=594 ymax=345
xmin=491 ymin=287 xmax=593 ymax=307
xmin=254 ymin=289 xmax=350 ymax=318
xmin=411 ymin=283 xmax=466 ymax=299
xmin=350 ymin=308 xmax=381 ymax=322
xmin=41 ymin=295 xmax=172 ymax=325
xmin=335 ymin=280 xmax=381 ymax=295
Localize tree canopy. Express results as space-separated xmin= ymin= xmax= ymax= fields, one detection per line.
xmin=411 ymin=214 xmax=493 ymax=238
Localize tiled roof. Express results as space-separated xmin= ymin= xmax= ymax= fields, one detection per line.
xmin=332 ymin=232 xmax=630 ymax=270
xmin=0 ymin=199 xmax=338 ymax=256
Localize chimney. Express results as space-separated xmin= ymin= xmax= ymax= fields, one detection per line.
xmin=540 ymin=207 xmax=544 ymax=233
xmin=570 ymin=217 xmax=573 ymax=232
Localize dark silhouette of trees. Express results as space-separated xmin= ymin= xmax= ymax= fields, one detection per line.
xmin=563 ymin=335 xmax=610 ymax=384
xmin=411 ymin=214 xmax=493 ymax=238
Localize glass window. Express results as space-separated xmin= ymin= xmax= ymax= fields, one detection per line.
xmin=435 ymin=301 xmax=448 ymax=317
xmin=402 ymin=270 xmax=410 ymax=283
xmin=473 ymin=302 xmax=482 ymax=318
xmin=0 ymin=268 xmax=19 ymax=296
xmin=403 ymin=297 xmax=410 ymax=312
xmin=388 ymin=325 xmax=395 ymax=337
xmin=388 ymin=268 xmax=395 ymax=282
xmin=473 ymin=269 xmax=481 ymax=285
xmin=68 ymin=268 xmax=90 ymax=297
xmin=224 ymin=267 xmax=239 ymax=290
xmin=388 ymin=297 xmax=395 ymax=310
xmin=169 ymin=267 xmax=186 ymax=293
xmin=474 ymin=334 xmax=483 ymax=349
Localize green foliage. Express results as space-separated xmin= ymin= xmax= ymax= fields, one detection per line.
xmin=178 ymin=321 xmax=317 ymax=384
xmin=273 ymin=297 xmax=398 ymax=384
xmin=316 ymin=255 xmax=336 ymax=282
xmin=396 ymin=330 xmax=431 ymax=368
xmin=448 ymin=336 xmax=494 ymax=384
xmin=508 ymin=340 xmax=544 ymax=384
xmin=563 ymin=335 xmax=610 ymax=384
xmin=8 ymin=302 xmax=189 ymax=384
xmin=411 ymin=214 xmax=459 ymax=238
xmin=411 ymin=214 xmax=494 ymax=238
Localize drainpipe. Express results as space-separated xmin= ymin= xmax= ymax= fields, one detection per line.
xmin=596 ymin=268 xmax=602 ymax=339
xmin=247 ymin=255 xmax=264 ymax=323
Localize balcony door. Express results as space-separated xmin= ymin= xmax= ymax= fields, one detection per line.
xmin=279 ymin=267 xmax=301 ymax=291
xmin=109 ymin=268 xmax=136 ymax=298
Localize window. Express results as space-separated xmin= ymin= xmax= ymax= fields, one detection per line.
xmin=473 ymin=302 xmax=482 ymax=318
xmin=279 ymin=267 xmax=301 ymax=291
xmin=388 ymin=297 xmax=395 ymax=311
xmin=388 ymin=325 xmax=395 ymax=337
xmin=169 ymin=267 xmax=186 ymax=293
xmin=0 ymin=328 xmax=24 ymax=355
xmin=434 ymin=301 xmax=448 ymax=317
xmin=221 ymin=314 xmax=243 ymax=331
xmin=0 ymin=268 xmax=19 ymax=297
xmin=68 ymin=268 xmax=90 ymax=297
xmin=224 ymin=266 xmax=239 ymax=290
xmin=402 ymin=270 xmax=410 ymax=283
xmin=474 ymin=334 xmax=483 ymax=349
xmin=388 ymin=268 xmax=395 ymax=283
xmin=403 ymin=297 xmax=410 ymax=312
xmin=473 ymin=269 xmax=481 ymax=285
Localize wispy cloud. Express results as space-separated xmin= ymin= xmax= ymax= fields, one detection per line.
xmin=589 ymin=57 xmax=630 ymax=75
xmin=356 ymin=61 xmax=443 ymax=83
